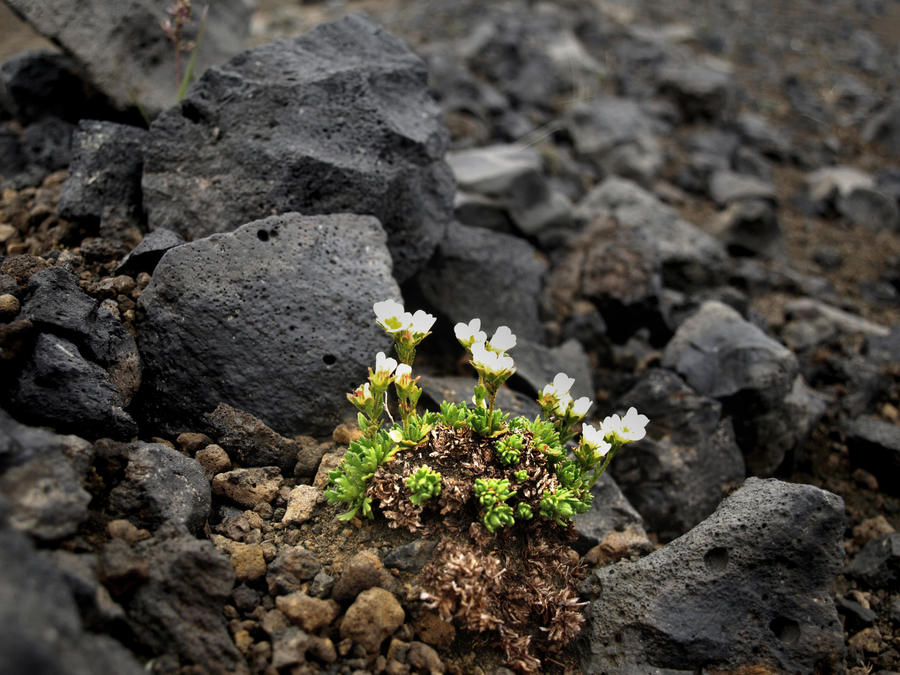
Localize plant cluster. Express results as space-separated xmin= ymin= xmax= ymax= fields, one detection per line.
xmin=324 ymin=300 xmax=649 ymax=672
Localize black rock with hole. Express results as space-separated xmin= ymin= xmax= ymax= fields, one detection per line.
xmin=577 ymin=477 xmax=845 ymax=672
xmin=136 ymin=212 xmax=398 ymax=437
xmin=141 ymin=12 xmax=454 ymax=282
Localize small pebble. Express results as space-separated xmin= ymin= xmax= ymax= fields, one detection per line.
xmin=195 ymin=444 xmax=232 ymax=477
xmin=0 ymin=293 xmax=20 ymax=318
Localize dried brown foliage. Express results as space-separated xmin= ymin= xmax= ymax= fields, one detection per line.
xmin=369 ymin=425 xmax=588 ymax=673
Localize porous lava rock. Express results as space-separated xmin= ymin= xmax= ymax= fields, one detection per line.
xmin=141 ymin=12 xmax=454 ymax=281
xmin=578 ymin=477 xmax=846 ymax=672
xmin=136 ymin=212 xmax=397 ymax=436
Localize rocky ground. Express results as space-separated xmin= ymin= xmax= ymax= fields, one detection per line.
xmin=1 ymin=0 xmax=900 ymax=673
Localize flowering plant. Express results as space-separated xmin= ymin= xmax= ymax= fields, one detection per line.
xmin=324 ymin=299 xmax=649 ymax=671
xmin=326 ymin=299 xmax=649 ymax=526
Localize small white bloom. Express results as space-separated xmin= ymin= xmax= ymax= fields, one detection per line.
xmin=488 ymin=325 xmax=517 ymax=353
xmin=471 ymin=341 xmax=515 ymax=376
xmin=394 ymin=363 xmax=412 ymax=379
xmin=600 ymin=413 xmax=623 ymax=440
xmin=554 ymin=392 xmax=573 ymax=415
xmin=620 ymin=407 xmax=649 ymax=442
xmin=581 ymin=424 xmax=612 ymax=456
xmin=410 ymin=309 xmax=436 ymax=335
xmin=374 ymin=351 xmax=398 ymax=376
xmin=454 ymin=318 xmax=487 ymax=346
xmin=542 ymin=372 xmax=575 ymax=398
xmin=572 ymin=396 xmax=592 ymax=417
xmin=601 ymin=407 xmax=649 ymax=443
xmin=373 ymin=299 xmax=412 ymax=333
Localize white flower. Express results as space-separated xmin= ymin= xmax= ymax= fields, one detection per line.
xmin=542 ymin=372 xmax=575 ymax=398
xmin=471 ymin=341 xmax=515 ymax=376
xmin=572 ymin=396 xmax=592 ymax=417
xmin=580 ymin=423 xmax=612 ymax=456
xmin=600 ymin=413 xmax=623 ymax=440
xmin=601 ymin=407 xmax=649 ymax=443
xmin=374 ymin=351 xmax=398 ymax=376
xmin=454 ymin=318 xmax=487 ymax=347
xmin=620 ymin=407 xmax=649 ymax=441
xmin=488 ymin=325 xmax=517 ymax=353
xmin=394 ymin=363 xmax=412 ymax=379
xmin=410 ymin=309 xmax=436 ymax=335
xmin=553 ymin=392 xmax=573 ymax=415
xmin=373 ymin=299 xmax=412 ymax=334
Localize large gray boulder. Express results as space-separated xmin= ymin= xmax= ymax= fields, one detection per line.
xmin=578 ymin=478 xmax=846 ymax=672
xmin=5 ymin=0 xmax=254 ymax=116
xmin=142 ymin=13 xmax=454 ymax=281
xmin=136 ymin=212 xmax=398 ymax=437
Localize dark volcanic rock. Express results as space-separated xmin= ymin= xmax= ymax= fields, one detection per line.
xmin=205 ymin=403 xmax=312 ymax=474
xmin=662 ymin=301 xmax=803 ymax=474
xmin=414 ymin=222 xmax=546 ymax=343
xmin=106 ymin=441 xmax=211 ymax=534
xmin=0 ymin=525 xmax=144 ymax=675
xmin=657 ymin=60 xmax=736 ymax=122
xmin=565 ymin=96 xmax=664 ymax=184
xmin=573 ymin=472 xmax=653 ymax=559
xmin=124 ymin=525 xmax=246 ymax=673
xmin=807 ymin=166 xmax=900 ymax=232
xmin=446 ymin=144 xmax=571 ymax=238
xmin=20 ymin=266 xmax=141 ymax=401
xmin=578 ymin=478 xmax=845 ymax=672
xmin=708 ymin=170 xmax=777 ymax=206
xmin=0 ymin=50 xmax=116 ymax=125
xmin=0 ymin=409 xmax=94 ymax=541
xmin=136 ymin=212 xmax=397 ymax=437
xmin=6 ymin=0 xmax=253 ymax=116
xmin=0 ymin=447 xmax=91 ymax=541
xmin=59 ymin=120 xmax=148 ymax=225
xmin=21 ymin=116 xmax=74 ymax=172
xmin=845 ymin=416 xmax=900 ymax=494
xmin=510 ymin=338 xmax=593 ymax=400
xmin=115 ymin=227 xmax=185 ymax=276
xmin=736 ymin=376 xmax=827 ymax=476
xmin=662 ymin=300 xmax=798 ymax=407
xmin=848 ymin=534 xmax=900 ymax=591
xmin=575 ymin=177 xmax=728 ymax=293
xmin=862 ymin=94 xmax=900 ymax=155
xmin=611 ymin=369 xmax=745 ymax=541
xmin=9 ymin=332 xmax=138 ymax=439
xmin=712 ymin=198 xmax=784 ymax=258
xmin=142 ymin=13 xmax=454 ymax=281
